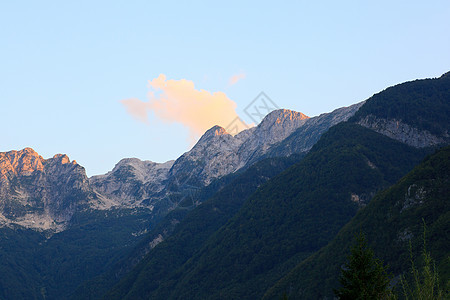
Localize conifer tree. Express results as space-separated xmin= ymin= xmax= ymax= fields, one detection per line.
xmin=334 ymin=233 xmax=395 ymax=300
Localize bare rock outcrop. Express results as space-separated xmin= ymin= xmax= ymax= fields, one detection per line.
xmin=0 ymin=148 xmax=93 ymax=232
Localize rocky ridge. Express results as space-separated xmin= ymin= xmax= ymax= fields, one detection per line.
xmin=0 ymin=105 xmax=366 ymax=231
xmin=0 ymin=148 xmax=94 ymax=232
xmin=262 ymin=102 xmax=365 ymax=159
xmin=90 ymin=158 xmax=174 ymax=208
xmin=166 ymin=109 xmax=309 ymax=189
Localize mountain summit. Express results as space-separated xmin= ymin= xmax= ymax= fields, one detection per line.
xmin=263 ymin=108 xmax=308 ymax=123
xmin=0 ymin=148 xmax=44 ymax=180
xmin=0 ymin=148 xmax=93 ymax=232
xmin=197 ymin=125 xmax=229 ymax=141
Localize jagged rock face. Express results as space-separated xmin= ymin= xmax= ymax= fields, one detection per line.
xmin=153 ymin=106 xmax=364 ymax=202
xmin=93 ymin=108 xmax=345 ymax=206
xmin=357 ymin=115 xmax=449 ymax=148
xmin=243 ymin=109 xmax=309 ymax=148
xmin=265 ymin=102 xmax=365 ymax=158
xmin=0 ymin=148 xmax=93 ymax=232
xmin=90 ymin=158 xmax=174 ymax=207
xmin=0 ymin=148 xmax=44 ymax=181
xmin=167 ymin=110 xmax=309 ymax=190
xmin=167 ymin=126 xmax=246 ymax=189
xmin=235 ymin=109 xmax=309 ymax=169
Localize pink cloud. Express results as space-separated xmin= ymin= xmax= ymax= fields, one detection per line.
xmin=229 ymin=73 xmax=246 ymax=86
xmin=121 ymin=74 xmax=250 ymax=141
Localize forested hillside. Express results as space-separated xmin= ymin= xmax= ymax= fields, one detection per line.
xmin=73 ymin=155 xmax=303 ymax=299
xmin=105 ymin=123 xmax=428 ymax=299
xmin=350 ymin=71 xmax=450 ymax=142
xmin=0 ymin=208 xmax=154 ymax=300
xmin=265 ymin=146 xmax=450 ymax=299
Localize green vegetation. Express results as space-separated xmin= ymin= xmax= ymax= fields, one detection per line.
xmin=265 ymin=146 xmax=450 ymax=299
xmin=105 ymin=123 xmax=428 ymax=299
xmin=0 ymin=208 xmax=156 ymax=300
xmin=400 ymin=223 xmax=445 ymax=300
xmin=71 ymin=207 xmax=190 ymax=300
xmin=334 ymin=233 xmax=395 ymax=300
xmin=0 ymin=227 xmax=45 ymax=299
xmin=350 ymin=73 xmax=450 ymax=137
xmin=75 ymin=155 xmax=302 ymax=299
xmin=334 ymin=225 xmax=446 ymax=300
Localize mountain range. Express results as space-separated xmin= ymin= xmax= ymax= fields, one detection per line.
xmin=0 ymin=72 xmax=449 ymax=299
xmin=0 ymin=101 xmax=361 ymax=234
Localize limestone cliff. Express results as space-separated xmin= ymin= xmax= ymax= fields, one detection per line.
xmin=0 ymin=148 xmax=93 ymax=232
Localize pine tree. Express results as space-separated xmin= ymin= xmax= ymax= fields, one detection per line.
xmin=334 ymin=233 xmax=395 ymax=300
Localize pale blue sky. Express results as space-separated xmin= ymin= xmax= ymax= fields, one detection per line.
xmin=1 ymin=1 xmax=449 ymax=176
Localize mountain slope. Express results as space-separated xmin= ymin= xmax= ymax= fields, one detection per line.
xmin=0 ymin=148 xmax=94 ymax=232
xmin=74 ymin=154 xmax=303 ymax=299
xmin=350 ymin=71 xmax=450 ymax=147
xmin=265 ymin=146 xmax=450 ymax=299
xmin=0 ymin=206 xmax=157 ymax=300
xmin=0 ymin=149 xmax=163 ymax=299
xmin=0 ymin=227 xmax=44 ymax=299
xmin=90 ymin=158 xmax=174 ymax=207
xmin=105 ymin=122 xmax=428 ymax=299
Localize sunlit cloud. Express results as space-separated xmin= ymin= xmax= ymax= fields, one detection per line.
xmin=229 ymin=73 xmax=246 ymax=86
xmin=121 ymin=74 xmax=251 ymax=142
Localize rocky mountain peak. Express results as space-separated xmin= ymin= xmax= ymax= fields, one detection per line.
xmin=196 ymin=125 xmax=229 ymax=145
xmin=0 ymin=147 xmax=44 ymax=179
xmin=51 ymin=153 xmax=72 ymax=165
xmin=235 ymin=109 xmax=310 ymax=161
xmin=97 ymin=157 xmax=174 ymax=183
xmin=256 ymin=109 xmax=309 ymax=137
xmin=0 ymin=148 xmax=93 ymax=232
xmin=209 ymin=125 xmax=228 ymax=136
xmin=89 ymin=158 xmax=174 ymax=207
xmin=263 ymin=109 xmax=309 ymax=124
xmin=166 ymin=109 xmax=311 ymax=189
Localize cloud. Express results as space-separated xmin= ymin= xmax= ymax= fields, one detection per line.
xmin=120 ymin=98 xmax=149 ymax=124
xmin=121 ymin=74 xmax=250 ymax=141
xmin=229 ymin=73 xmax=246 ymax=86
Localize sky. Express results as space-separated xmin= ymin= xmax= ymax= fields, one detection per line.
xmin=1 ymin=1 xmax=449 ymax=176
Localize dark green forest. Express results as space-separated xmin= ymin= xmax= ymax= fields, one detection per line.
xmin=350 ymin=71 xmax=450 ymax=137
xmin=104 ymin=123 xmax=429 ymax=299
xmin=75 ymin=155 xmax=304 ymax=299
xmin=0 ymin=208 xmax=154 ymax=300
xmin=265 ymin=146 xmax=450 ymax=299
